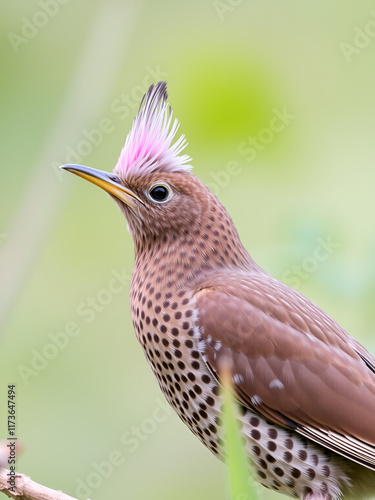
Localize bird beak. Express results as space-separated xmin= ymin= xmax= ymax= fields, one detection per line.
xmin=60 ymin=164 xmax=142 ymax=209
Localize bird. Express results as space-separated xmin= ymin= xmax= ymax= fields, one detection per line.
xmin=61 ymin=82 xmax=375 ymax=500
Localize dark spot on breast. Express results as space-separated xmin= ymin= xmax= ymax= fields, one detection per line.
xmin=205 ymin=396 xmax=215 ymax=406
xmin=321 ymin=482 xmax=328 ymax=494
xmin=283 ymin=451 xmax=293 ymax=463
xmin=284 ymin=438 xmax=294 ymax=450
xmin=251 ymin=429 xmax=261 ymax=440
xmin=188 ymin=389 xmax=196 ymax=399
xmin=199 ymin=409 xmax=208 ymax=419
xmin=268 ymin=428 xmax=277 ymax=439
xmin=258 ymin=459 xmax=267 ymax=470
xmin=252 ymin=445 xmax=261 ymax=456
xmin=267 ymin=441 xmax=277 ymax=452
xmin=306 ymin=468 xmax=315 ymax=480
xmin=291 ymin=467 xmax=301 ymax=479
xmin=322 ymin=465 xmax=330 ymax=477
xmin=274 ymin=467 xmax=284 ymax=477
xmin=212 ymin=386 xmax=219 ymax=396
xmin=193 ymin=385 xmax=202 ymax=395
xmin=286 ymin=478 xmax=295 ymax=488
xmin=257 ymin=470 xmax=267 ymax=479
xmin=250 ymin=416 xmax=260 ymax=427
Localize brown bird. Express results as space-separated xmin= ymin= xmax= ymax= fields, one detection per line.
xmin=61 ymin=82 xmax=375 ymax=499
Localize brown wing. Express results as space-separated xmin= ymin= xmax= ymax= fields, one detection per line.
xmin=194 ymin=270 xmax=375 ymax=470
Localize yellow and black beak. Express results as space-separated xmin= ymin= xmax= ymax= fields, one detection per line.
xmin=60 ymin=164 xmax=142 ymax=209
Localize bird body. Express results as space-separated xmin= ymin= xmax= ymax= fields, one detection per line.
xmin=62 ymin=82 xmax=375 ymax=499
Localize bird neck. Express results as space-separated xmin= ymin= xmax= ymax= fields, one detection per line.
xmin=131 ymin=198 xmax=259 ymax=293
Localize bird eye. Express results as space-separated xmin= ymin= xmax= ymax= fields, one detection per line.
xmin=148 ymin=184 xmax=172 ymax=203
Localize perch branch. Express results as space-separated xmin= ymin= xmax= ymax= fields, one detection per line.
xmin=0 ymin=468 xmax=85 ymax=500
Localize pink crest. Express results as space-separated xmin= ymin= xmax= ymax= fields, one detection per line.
xmin=114 ymin=82 xmax=191 ymax=176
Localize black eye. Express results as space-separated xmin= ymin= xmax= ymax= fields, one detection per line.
xmin=149 ymin=185 xmax=170 ymax=202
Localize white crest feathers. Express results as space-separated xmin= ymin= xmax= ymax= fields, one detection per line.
xmin=114 ymin=82 xmax=191 ymax=176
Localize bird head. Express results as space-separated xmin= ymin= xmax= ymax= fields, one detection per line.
xmin=61 ymin=82 xmax=253 ymax=270
xmin=61 ymin=82 xmax=212 ymax=248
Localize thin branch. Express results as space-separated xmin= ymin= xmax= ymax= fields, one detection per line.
xmin=0 ymin=468 xmax=86 ymax=500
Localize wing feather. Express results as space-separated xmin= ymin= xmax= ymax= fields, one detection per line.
xmin=194 ymin=271 xmax=375 ymax=470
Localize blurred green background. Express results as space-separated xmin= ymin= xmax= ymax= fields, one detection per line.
xmin=1 ymin=1 xmax=375 ymax=499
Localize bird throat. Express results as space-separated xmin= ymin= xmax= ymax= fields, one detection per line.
xmin=131 ymin=194 xmax=255 ymax=295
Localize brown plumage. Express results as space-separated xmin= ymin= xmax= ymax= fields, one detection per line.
xmin=61 ymin=82 xmax=375 ymax=499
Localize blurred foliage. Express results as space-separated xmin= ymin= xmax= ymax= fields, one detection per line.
xmin=1 ymin=1 xmax=375 ymax=499
xmin=221 ymin=366 xmax=259 ymax=500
